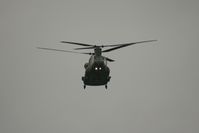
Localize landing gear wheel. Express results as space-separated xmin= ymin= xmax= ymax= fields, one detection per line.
xmin=105 ymin=85 xmax=107 ymax=89
xmin=83 ymin=85 xmax=86 ymax=89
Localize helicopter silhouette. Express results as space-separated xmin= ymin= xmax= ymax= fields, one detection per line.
xmin=37 ymin=40 xmax=157 ymax=89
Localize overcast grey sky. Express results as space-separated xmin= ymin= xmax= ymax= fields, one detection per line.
xmin=0 ymin=0 xmax=199 ymax=133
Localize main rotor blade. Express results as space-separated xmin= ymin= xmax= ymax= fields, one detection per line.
xmin=102 ymin=40 xmax=157 ymax=53
xmin=60 ymin=41 xmax=94 ymax=47
xmin=37 ymin=47 xmax=92 ymax=55
xmin=75 ymin=44 xmax=127 ymax=50
xmin=74 ymin=46 xmax=96 ymax=50
xmin=105 ymin=57 xmax=115 ymax=62
xmin=74 ymin=44 xmax=127 ymax=50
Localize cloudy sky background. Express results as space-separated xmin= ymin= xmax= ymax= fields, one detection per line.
xmin=0 ymin=0 xmax=199 ymax=133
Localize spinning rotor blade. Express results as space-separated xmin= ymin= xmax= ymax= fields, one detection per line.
xmin=60 ymin=41 xmax=94 ymax=47
xmin=102 ymin=40 xmax=157 ymax=53
xmin=37 ymin=47 xmax=92 ymax=55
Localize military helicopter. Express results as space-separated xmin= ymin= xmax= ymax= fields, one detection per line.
xmin=37 ymin=40 xmax=157 ymax=89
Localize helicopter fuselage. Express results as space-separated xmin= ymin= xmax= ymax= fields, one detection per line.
xmin=82 ymin=55 xmax=111 ymax=87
